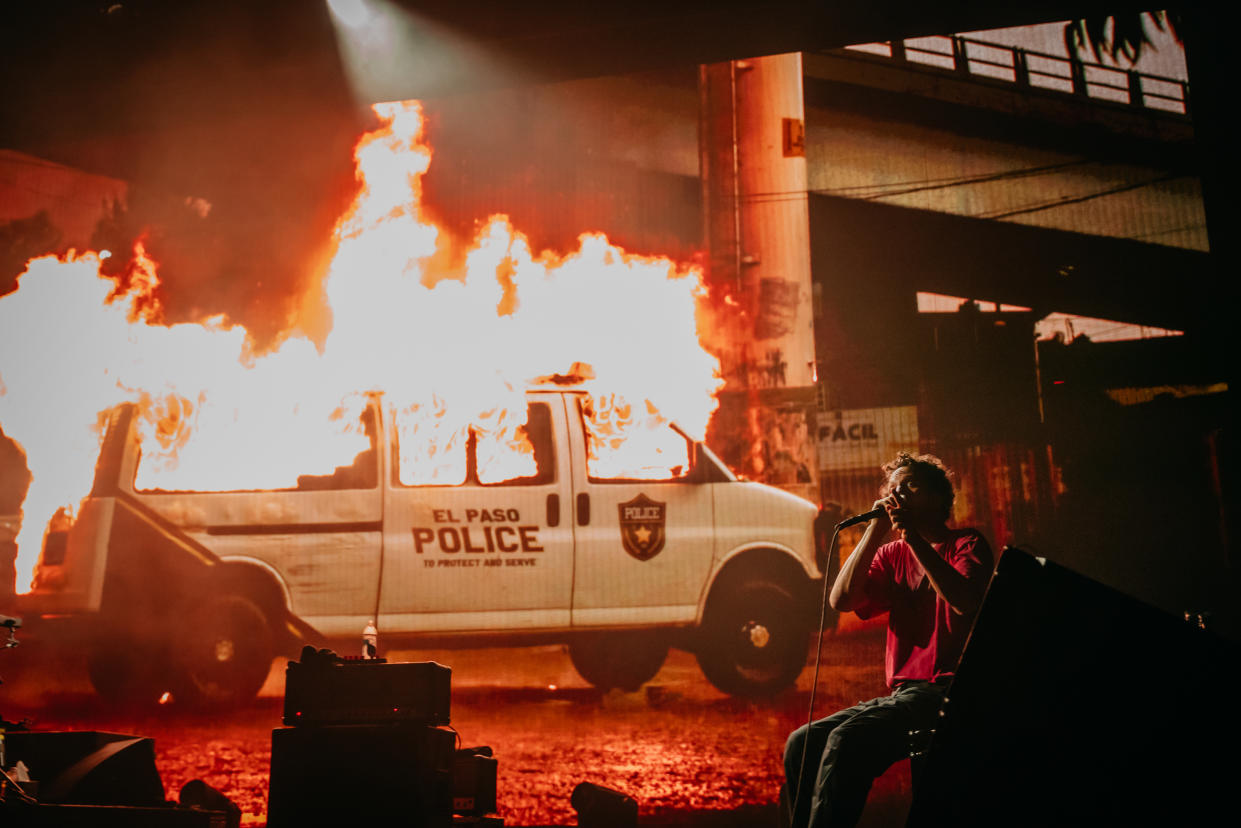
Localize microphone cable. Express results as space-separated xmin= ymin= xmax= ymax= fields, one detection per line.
xmin=790 ymin=523 xmax=843 ymax=827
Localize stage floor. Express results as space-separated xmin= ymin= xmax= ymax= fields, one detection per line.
xmin=2 ymin=628 xmax=911 ymax=827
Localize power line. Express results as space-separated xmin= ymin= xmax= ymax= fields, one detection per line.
xmin=856 ymin=159 xmax=1098 ymax=200
xmin=816 ymin=159 xmax=1093 ymax=195
xmin=730 ymin=161 xmax=1175 ymax=212
xmin=974 ymin=173 xmax=1181 ymax=219
xmin=1129 ymin=223 xmax=1207 ymax=242
xmin=727 ymin=158 xmax=1099 ymax=204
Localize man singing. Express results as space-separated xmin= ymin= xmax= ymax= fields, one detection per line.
xmin=784 ymin=452 xmax=994 ymax=828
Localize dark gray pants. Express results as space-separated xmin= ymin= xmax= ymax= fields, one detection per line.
xmin=783 ymin=681 xmax=946 ymax=828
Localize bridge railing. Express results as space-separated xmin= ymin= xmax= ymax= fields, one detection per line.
xmin=840 ymin=35 xmax=1189 ymax=116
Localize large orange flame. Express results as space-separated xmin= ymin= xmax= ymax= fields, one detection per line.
xmin=0 ymin=100 xmax=721 ymax=593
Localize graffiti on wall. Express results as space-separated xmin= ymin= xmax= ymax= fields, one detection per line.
xmin=743 ymin=405 xmax=814 ymax=486
xmin=754 ymin=277 xmax=799 ymax=340
xmin=719 ymin=346 xmax=789 ymax=389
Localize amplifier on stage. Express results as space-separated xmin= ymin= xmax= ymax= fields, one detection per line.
xmin=282 ymin=646 xmax=451 ymax=727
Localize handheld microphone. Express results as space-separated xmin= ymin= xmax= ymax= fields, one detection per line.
xmin=834 ymin=507 xmax=885 ymax=529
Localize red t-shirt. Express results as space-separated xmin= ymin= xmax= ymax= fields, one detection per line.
xmin=854 ymin=528 xmax=994 ymax=687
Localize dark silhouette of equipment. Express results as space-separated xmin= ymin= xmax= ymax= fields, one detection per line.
xmin=1 ymin=613 xmax=19 ymax=698
xmin=1 ymin=617 xmax=239 ymax=825
xmin=267 ymin=721 xmax=455 ymax=827
xmin=907 ymin=547 xmax=1241 ymax=826
xmin=179 ymin=779 xmax=241 ymax=828
xmin=571 ymin=782 xmax=638 ymax=828
xmin=1 ymin=802 xmax=231 ymax=826
xmin=268 ymin=647 xmax=500 ymax=828
xmin=453 ymin=746 xmax=498 ymax=817
xmin=3 ymin=731 xmax=164 ymax=807
xmin=34 ymin=734 xmax=165 ymax=806
xmin=282 ymin=646 xmax=451 ymax=726
xmin=2 ymin=731 xmax=242 ymax=825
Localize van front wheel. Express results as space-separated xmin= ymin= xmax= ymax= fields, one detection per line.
xmin=696 ymin=579 xmax=809 ymax=698
xmin=173 ymin=594 xmax=273 ymax=709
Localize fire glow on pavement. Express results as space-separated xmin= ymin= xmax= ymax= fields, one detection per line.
xmin=4 ymin=635 xmax=904 ymax=827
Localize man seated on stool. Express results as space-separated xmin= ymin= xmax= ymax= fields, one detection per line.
xmin=784 ymin=452 xmax=994 ymax=828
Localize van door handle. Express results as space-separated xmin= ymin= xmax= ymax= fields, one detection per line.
xmin=546 ymin=493 xmax=560 ymax=527
xmin=576 ymin=493 xmax=590 ymax=526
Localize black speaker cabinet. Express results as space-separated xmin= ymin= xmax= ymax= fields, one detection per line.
xmin=267 ymin=723 xmax=454 ymax=828
xmin=908 ymin=548 xmax=1241 ymax=826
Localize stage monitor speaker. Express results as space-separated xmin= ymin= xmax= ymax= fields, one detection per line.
xmin=908 ymin=548 xmax=1241 ymax=826
xmin=3 ymin=730 xmax=165 ymax=807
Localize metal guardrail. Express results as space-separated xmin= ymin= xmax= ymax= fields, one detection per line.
xmin=841 ymin=34 xmax=1190 ymax=116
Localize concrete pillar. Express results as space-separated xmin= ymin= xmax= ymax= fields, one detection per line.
xmin=700 ymin=53 xmax=819 ymax=503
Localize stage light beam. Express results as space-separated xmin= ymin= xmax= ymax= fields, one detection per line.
xmin=327 ymin=0 xmax=372 ymax=30
xmin=324 ymin=0 xmax=523 ymax=104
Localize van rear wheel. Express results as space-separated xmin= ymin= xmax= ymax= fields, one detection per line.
xmin=696 ymin=578 xmax=809 ymax=698
xmin=569 ymin=632 xmax=669 ymax=692
xmin=173 ymin=594 xmax=273 ymax=709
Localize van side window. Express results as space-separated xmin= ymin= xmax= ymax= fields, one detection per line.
xmin=296 ymin=407 xmax=378 ymax=491
xmin=134 ymin=401 xmax=378 ymax=493
xmin=393 ymin=404 xmax=469 ymax=487
xmin=395 ymin=402 xmax=554 ymax=487
xmin=577 ymin=396 xmax=691 ymax=482
xmin=477 ymin=403 xmax=555 ymax=486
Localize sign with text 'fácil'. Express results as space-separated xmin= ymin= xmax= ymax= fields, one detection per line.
xmin=817 ymin=406 xmax=919 ymax=472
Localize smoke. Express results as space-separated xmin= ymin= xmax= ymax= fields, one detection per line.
xmin=86 ymin=120 xmax=367 ymax=354
xmin=417 ymin=78 xmax=702 ymax=269
xmin=0 ymin=212 xmax=63 ymax=296
xmin=2 ymin=0 xmax=374 ymax=354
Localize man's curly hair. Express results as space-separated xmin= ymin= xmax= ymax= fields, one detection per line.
xmin=881 ymin=452 xmax=955 ymax=522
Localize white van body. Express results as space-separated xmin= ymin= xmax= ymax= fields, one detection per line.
xmin=22 ymin=389 xmax=822 ymax=705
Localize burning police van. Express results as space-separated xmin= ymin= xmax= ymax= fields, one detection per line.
xmin=21 ymin=386 xmax=822 ymax=707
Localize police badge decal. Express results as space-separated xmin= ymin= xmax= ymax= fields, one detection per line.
xmin=618 ymin=493 xmax=666 ymax=561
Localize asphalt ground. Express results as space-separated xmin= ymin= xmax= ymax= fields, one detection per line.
xmin=1 ymin=626 xmax=911 ymax=827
